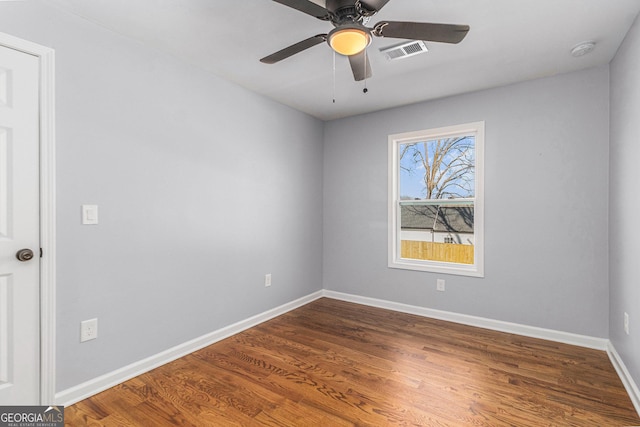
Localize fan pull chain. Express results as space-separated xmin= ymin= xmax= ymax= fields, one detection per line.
xmin=332 ymin=50 xmax=336 ymax=103
xmin=363 ymin=49 xmax=369 ymax=94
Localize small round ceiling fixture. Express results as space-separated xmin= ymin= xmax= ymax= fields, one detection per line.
xmin=571 ymin=41 xmax=596 ymax=57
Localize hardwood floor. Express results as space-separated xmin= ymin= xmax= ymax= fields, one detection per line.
xmin=65 ymin=298 xmax=640 ymax=426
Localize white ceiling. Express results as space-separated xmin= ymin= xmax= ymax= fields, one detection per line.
xmin=48 ymin=0 xmax=640 ymax=121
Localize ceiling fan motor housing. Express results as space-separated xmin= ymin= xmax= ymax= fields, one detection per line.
xmin=327 ymin=0 xmax=368 ymax=25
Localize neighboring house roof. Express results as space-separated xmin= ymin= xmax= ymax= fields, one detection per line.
xmin=401 ymin=205 xmax=474 ymax=233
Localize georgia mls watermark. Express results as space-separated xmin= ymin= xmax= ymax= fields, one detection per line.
xmin=0 ymin=406 xmax=63 ymax=427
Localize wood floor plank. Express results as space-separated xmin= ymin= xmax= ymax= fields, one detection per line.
xmin=65 ymin=298 xmax=640 ymax=426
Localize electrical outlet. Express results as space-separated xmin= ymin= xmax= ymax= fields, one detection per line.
xmin=436 ymin=279 xmax=445 ymax=292
xmin=265 ymin=273 xmax=272 ymax=287
xmin=80 ymin=318 xmax=98 ymax=342
xmin=624 ymin=312 xmax=629 ymax=335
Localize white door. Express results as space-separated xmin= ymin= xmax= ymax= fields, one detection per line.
xmin=0 ymin=44 xmax=41 ymax=405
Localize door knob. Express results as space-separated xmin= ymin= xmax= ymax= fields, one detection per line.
xmin=16 ymin=248 xmax=34 ymax=262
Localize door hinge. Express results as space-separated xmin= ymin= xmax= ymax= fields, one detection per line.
xmin=40 ymin=248 xmax=43 ymax=258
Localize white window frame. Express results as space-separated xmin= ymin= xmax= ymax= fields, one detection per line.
xmin=388 ymin=121 xmax=484 ymax=277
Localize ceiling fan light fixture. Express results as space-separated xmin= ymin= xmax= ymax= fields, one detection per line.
xmin=328 ymin=25 xmax=371 ymax=56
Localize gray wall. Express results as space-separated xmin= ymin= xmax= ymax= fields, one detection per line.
xmin=324 ymin=66 xmax=610 ymax=338
xmin=0 ymin=2 xmax=324 ymax=391
xmin=610 ymin=13 xmax=640 ymax=386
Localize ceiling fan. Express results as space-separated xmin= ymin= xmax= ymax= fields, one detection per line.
xmin=260 ymin=0 xmax=470 ymax=81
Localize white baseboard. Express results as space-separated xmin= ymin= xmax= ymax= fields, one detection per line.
xmin=56 ymin=291 xmax=323 ymax=406
xmin=321 ymin=290 xmax=609 ymax=350
xmin=607 ymin=342 xmax=640 ymax=416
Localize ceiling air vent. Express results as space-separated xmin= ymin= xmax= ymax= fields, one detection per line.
xmin=380 ymin=40 xmax=428 ymax=61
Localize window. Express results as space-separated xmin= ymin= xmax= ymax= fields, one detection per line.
xmin=388 ymin=121 xmax=484 ymax=277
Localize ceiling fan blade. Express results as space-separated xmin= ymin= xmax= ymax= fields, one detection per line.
xmin=359 ymin=0 xmax=392 ymax=13
xmin=348 ymin=50 xmax=372 ymax=81
xmin=260 ymin=34 xmax=327 ymax=64
xmin=272 ymin=0 xmax=330 ymax=19
xmin=375 ymin=21 xmax=470 ymax=44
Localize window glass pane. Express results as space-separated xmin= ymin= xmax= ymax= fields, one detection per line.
xmin=399 ymin=201 xmax=474 ymax=264
xmin=398 ymin=136 xmax=475 ymax=265
xmin=399 ymin=136 xmax=475 ymax=200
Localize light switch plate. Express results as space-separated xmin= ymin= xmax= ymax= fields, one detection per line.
xmin=82 ymin=205 xmax=99 ymax=225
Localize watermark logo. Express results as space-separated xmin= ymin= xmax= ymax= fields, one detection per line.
xmin=0 ymin=406 xmax=64 ymax=427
